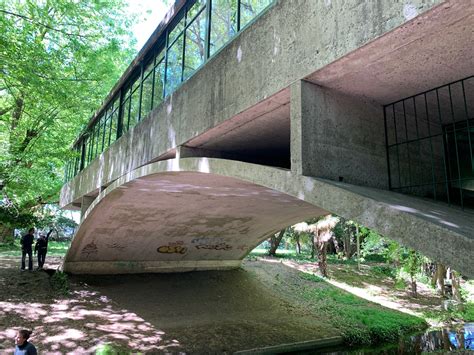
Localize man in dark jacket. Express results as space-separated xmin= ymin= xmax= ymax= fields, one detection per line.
xmin=20 ymin=228 xmax=35 ymax=271
xmin=34 ymin=229 xmax=52 ymax=269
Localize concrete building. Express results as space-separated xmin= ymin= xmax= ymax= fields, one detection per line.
xmin=60 ymin=0 xmax=474 ymax=276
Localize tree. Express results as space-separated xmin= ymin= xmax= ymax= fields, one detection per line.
xmin=0 ymin=0 xmax=137 ymax=237
xmin=268 ymin=229 xmax=285 ymax=256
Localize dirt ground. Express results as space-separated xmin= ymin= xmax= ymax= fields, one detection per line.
xmin=0 ymin=256 xmax=446 ymax=354
xmin=0 ymin=256 xmax=341 ymax=354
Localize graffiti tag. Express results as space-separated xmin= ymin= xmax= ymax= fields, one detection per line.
xmin=106 ymin=242 xmax=125 ymax=250
xmin=195 ymin=242 xmax=232 ymax=251
xmin=81 ymin=241 xmax=98 ymax=257
xmin=157 ymin=241 xmax=187 ymax=254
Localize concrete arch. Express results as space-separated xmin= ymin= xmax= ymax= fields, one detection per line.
xmin=64 ymin=158 xmax=474 ymax=277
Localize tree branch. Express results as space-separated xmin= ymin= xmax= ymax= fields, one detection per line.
xmin=0 ymin=9 xmax=94 ymax=39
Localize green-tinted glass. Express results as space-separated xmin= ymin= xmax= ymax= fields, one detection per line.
xmin=165 ymin=34 xmax=184 ymax=96
xmin=210 ymin=0 xmax=237 ymax=56
xmin=153 ymin=60 xmax=165 ymax=108
xmin=184 ymin=11 xmax=206 ymax=80
xmin=168 ymin=16 xmax=184 ymax=45
xmin=240 ymin=0 xmax=271 ymax=28
xmin=141 ymin=71 xmax=153 ymax=119
xmin=187 ymin=0 xmax=206 ymax=23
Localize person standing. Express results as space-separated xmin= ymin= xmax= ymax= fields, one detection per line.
xmin=34 ymin=229 xmax=52 ymax=269
xmin=14 ymin=329 xmax=37 ymax=355
xmin=20 ymin=228 xmax=35 ymax=271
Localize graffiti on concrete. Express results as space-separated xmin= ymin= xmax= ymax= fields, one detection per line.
xmin=191 ymin=237 xmax=232 ymax=251
xmin=157 ymin=241 xmax=187 ymax=254
xmin=106 ymin=242 xmax=125 ymax=251
xmin=81 ymin=241 xmax=98 ymax=257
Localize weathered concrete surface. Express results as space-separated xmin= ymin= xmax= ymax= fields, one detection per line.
xmin=64 ymin=158 xmax=474 ymax=277
xmin=60 ymin=0 xmax=470 ymax=207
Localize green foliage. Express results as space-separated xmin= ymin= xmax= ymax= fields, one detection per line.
xmin=50 ymin=271 xmax=69 ymax=295
xmin=423 ymin=302 xmax=474 ymax=323
xmin=371 ymin=265 xmax=397 ymax=279
xmin=301 ymin=273 xmax=427 ymax=345
xmin=95 ymin=343 xmax=133 ymax=355
xmin=0 ymin=0 xmax=137 ymax=221
xmin=0 ymin=240 xmax=70 ymax=257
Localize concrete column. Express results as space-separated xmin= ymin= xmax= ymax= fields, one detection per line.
xmin=80 ymin=196 xmax=95 ymax=220
xmin=290 ymin=80 xmax=304 ymax=176
xmin=295 ymin=81 xmax=388 ymax=189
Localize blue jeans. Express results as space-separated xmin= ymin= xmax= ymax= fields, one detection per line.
xmin=21 ymin=249 xmax=33 ymax=270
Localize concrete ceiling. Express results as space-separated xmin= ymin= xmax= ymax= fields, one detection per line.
xmin=306 ymin=1 xmax=474 ymax=105
xmin=68 ymin=171 xmax=325 ymax=264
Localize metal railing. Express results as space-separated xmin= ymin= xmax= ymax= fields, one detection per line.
xmin=384 ymin=76 xmax=474 ymax=209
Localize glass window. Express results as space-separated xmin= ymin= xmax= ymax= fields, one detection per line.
xmin=165 ymin=34 xmax=184 ymax=96
xmin=187 ymin=0 xmax=206 ymax=22
xmin=168 ymin=16 xmax=184 ymax=45
xmin=129 ymin=87 xmax=140 ymax=129
xmin=210 ymin=0 xmax=237 ymax=56
xmin=184 ymin=10 xmax=206 ymax=80
xmin=153 ymin=59 xmax=165 ymax=108
xmin=141 ymin=69 xmax=153 ymax=119
xmin=240 ymin=0 xmax=271 ymax=28
xmin=121 ymin=95 xmax=131 ymax=134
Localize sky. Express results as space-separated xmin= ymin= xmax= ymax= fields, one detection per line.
xmin=126 ymin=0 xmax=170 ymax=51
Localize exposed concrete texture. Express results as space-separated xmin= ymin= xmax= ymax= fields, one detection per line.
xmin=64 ymin=158 xmax=474 ymax=277
xmin=297 ymin=81 xmax=388 ymax=189
xmin=61 ymin=0 xmax=459 ymax=206
xmin=80 ymin=196 xmax=95 ymax=220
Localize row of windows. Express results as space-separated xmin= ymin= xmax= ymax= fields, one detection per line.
xmin=65 ymin=0 xmax=273 ymax=182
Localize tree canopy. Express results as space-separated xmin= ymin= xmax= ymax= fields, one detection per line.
xmin=0 ymin=0 xmax=137 ymax=227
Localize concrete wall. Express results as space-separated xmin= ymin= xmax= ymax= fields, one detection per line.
xmin=293 ymin=81 xmax=388 ymax=189
xmin=61 ymin=0 xmax=443 ymax=207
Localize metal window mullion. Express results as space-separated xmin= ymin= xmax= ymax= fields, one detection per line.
xmin=392 ymin=105 xmax=402 ymax=188
xmin=138 ymin=62 xmax=144 ymax=122
xmin=163 ymin=30 xmax=170 ymax=97
xmin=181 ymin=8 xmax=187 ymax=83
xmin=205 ymin=0 xmax=211 ymax=60
xmin=461 ymin=80 xmax=474 ymax=175
xmin=237 ymin=0 xmax=241 ymax=31
xmin=383 ymin=106 xmax=392 ymax=190
xmin=117 ymin=88 xmax=125 ymax=139
xmin=436 ymin=89 xmax=451 ymax=205
xmin=424 ymin=93 xmax=437 ymax=200
xmin=150 ymin=54 xmax=157 ymax=111
xmin=448 ymin=84 xmax=464 ymax=209
xmin=412 ymin=97 xmax=424 ymax=190
xmin=402 ymin=100 xmax=412 ymax=189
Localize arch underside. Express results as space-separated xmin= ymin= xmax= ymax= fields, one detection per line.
xmin=64 ymin=158 xmax=474 ymax=277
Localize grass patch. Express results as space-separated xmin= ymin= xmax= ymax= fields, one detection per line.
xmin=423 ymin=302 xmax=474 ymax=323
xmin=300 ymin=272 xmax=427 ymax=346
xmin=0 ymin=240 xmax=70 ymax=257
xmin=50 ymin=271 xmax=70 ymax=295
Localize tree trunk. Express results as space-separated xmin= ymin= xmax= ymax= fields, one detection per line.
xmin=451 ymin=271 xmax=462 ymax=302
xmin=310 ymin=233 xmax=315 ymax=259
xmin=318 ymin=241 xmax=328 ymax=278
xmin=295 ymin=234 xmax=301 ymax=254
xmin=410 ymin=275 xmax=418 ymax=297
xmin=269 ymin=229 xmax=285 ymax=256
xmin=436 ymin=263 xmax=446 ymax=296
xmin=343 ymin=234 xmax=351 ymax=259
xmin=0 ymin=223 xmax=14 ymax=244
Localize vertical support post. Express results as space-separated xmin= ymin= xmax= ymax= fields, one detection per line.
xmin=205 ymin=0 xmax=212 ymax=60
xmin=117 ymin=88 xmax=124 ymax=139
xmin=138 ymin=61 xmax=144 ymax=121
xmin=290 ymin=80 xmax=303 ymax=176
xmin=383 ymin=106 xmax=392 ymax=190
xmin=448 ymin=84 xmax=464 ymax=209
xmin=356 ymin=225 xmax=360 ymax=271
